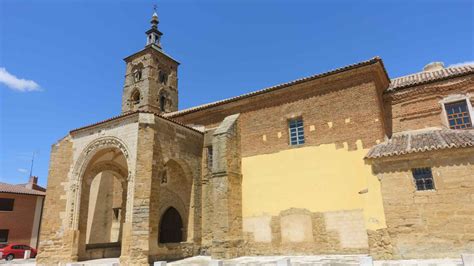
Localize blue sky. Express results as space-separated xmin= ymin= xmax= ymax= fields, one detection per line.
xmin=0 ymin=0 xmax=472 ymax=187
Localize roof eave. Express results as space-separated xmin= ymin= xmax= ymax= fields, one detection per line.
xmin=386 ymin=69 xmax=474 ymax=93
xmin=167 ymin=57 xmax=388 ymax=118
xmin=123 ymin=45 xmax=180 ymax=65
xmin=70 ymin=110 xmax=203 ymax=135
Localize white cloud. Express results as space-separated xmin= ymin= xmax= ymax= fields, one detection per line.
xmin=0 ymin=67 xmax=41 ymax=92
xmin=448 ymin=61 xmax=474 ymax=68
xmin=17 ymin=168 xmax=29 ymax=173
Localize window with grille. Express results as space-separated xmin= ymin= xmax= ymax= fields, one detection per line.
xmin=412 ymin=168 xmax=435 ymax=191
xmin=0 ymin=198 xmax=14 ymax=211
xmin=445 ymin=100 xmax=472 ymax=129
xmin=289 ymin=118 xmax=305 ymax=146
xmin=0 ymin=230 xmax=8 ymax=243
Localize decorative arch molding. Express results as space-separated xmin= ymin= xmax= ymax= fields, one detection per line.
xmin=68 ymin=136 xmax=133 ymax=229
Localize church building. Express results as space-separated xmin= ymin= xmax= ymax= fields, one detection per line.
xmin=37 ymin=11 xmax=474 ymax=265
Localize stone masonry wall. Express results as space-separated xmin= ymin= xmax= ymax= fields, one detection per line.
xmin=242 ymin=208 xmax=370 ymax=256
xmin=148 ymin=116 xmax=204 ymax=262
xmin=373 ymin=149 xmax=474 ymax=259
xmin=207 ymin=114 xmax=243 ymax=259
xmin=37 ymin=136 xmax=75 ymax=264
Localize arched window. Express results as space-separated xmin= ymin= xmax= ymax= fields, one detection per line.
xmin=131 ymin=90 xmax=140 ymax=105
xmin=160 ymin=95 xmax=166 ymax=111
xmin=133 ymin=68 xmax=142 ymax=83
xmin=159 ymin=207 xmax=183 ymax=243
xmin=159 ymin=71 xmax=168 ymax=85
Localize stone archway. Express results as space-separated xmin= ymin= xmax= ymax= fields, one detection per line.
xmin=68 ymin=137 xmax=132 ymax=261
xmin=159 ymin=207 xmax=183 ymax=243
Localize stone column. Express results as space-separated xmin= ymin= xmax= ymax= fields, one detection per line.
xmin=209 ymin=114 xmax=243 ymax=259
xmin=121 ymin=114 xmax=159 ymax=265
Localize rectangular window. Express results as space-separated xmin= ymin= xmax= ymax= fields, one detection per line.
xmin=289 ymin=118 xmax=305 ymax=146
xmin=0 ymin=198 xmax=14 ymax=211
xmin=207 ymin=146 xmax=213 ymax=170
xmin=0 ymin=230 xmax=8 ymax=243
xmin=412 ymin=168 xmax=435 ymax=191
xmin=445 ymin=100 xmax=472 ymax=129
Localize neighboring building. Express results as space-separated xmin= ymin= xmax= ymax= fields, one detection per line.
xmin=0 ymin=176 xmax=46 ymax=249
xmin=37 ymin=11 xmax=474 ymax=265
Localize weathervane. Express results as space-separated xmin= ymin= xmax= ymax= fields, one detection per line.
xmin=153 ymin=4 xmax=157 ymax=13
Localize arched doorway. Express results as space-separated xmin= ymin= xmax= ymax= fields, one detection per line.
xmin=76 ymin=145 xmax=129 ymax=260
xmin=159 ymin=207 xmax=183 ymax=243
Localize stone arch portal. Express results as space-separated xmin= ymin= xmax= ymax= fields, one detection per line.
xmin=69 ymin=137 xmax=132 ymax=261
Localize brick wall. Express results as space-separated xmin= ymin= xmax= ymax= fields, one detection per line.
xmin=386 ymin=76 xmax=474 ymax=133
xmin=0 ymin=193 xmax=41 ymax=246
xmin=173 ymin=66 xmax=388 ymax=157
xmin=239 ymin=81 xmax=386 ymax=157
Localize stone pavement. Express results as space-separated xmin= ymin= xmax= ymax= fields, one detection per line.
xmin=0 ymin=258 xmax=36 ymax=265
xmin=167 ymin=255 xmax=465 ymax=266
xmin=0 ymin=256 xmax=468 ymax=265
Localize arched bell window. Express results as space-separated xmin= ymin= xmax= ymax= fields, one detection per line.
xmin=131 ymin=90 xmax=140 ymax=106
xmin=133 ymin=68 xmax=142 ymax=83
xmin=160 ymin=95 xmax=166 ymax=111
xmin=159 ymin=71 xmax=168 ymax=85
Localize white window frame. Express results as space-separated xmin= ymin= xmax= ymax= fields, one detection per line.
xmin=288 ymin=118 xmax=305 ymax=146
xmin=439 ymin=93 xmax=474 ymax=129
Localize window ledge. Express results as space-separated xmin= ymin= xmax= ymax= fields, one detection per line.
xmin=289 ymin=143 xmax=306 ymax=149
xmin=414 ymin=189 xmax=437 ymax=194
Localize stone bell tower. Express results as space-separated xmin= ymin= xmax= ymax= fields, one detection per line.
xmin=122 ymin=10 xmax=179 ymax=114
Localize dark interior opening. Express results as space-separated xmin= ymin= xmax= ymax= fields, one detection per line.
xmin=159 ymin=207 xmax=183 ymax=243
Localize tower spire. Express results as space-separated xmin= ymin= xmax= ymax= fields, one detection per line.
xmin=146 ymin=5 xmax=163 ymax=48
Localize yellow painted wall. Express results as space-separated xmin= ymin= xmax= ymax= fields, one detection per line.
xmin=242 ymin=140 xmax=386 ymax=230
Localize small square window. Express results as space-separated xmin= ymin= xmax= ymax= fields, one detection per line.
xmin=0 ymin=198 xmax=14 ymax=211
xmin=412 ymin=168 xmax=435 ymax=191
xmin=445 ymin=100 xmax=472 ymax=129
xmin=288 ymin=118 xmax=305 ymax=146
xmin=0 ymin=229 xmax=8 ymax=243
